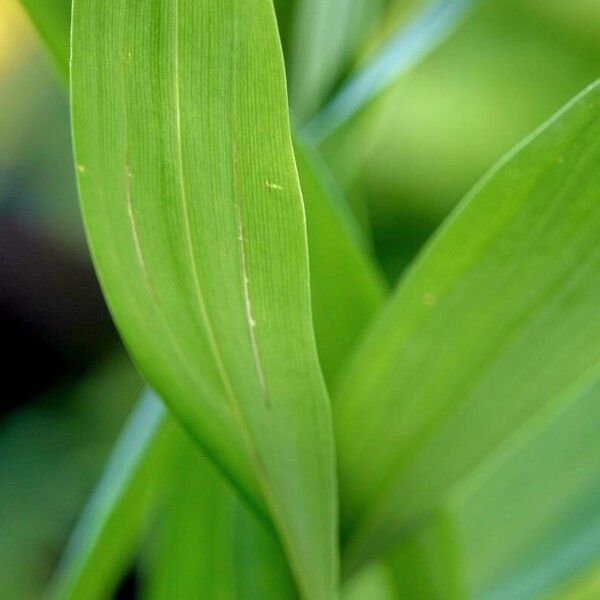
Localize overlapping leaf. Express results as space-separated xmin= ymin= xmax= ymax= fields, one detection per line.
xmin=47 ymin=393 xmax=174 ymax=600
xmin=334 ymin=79 xmax=600 ymax=572
xmin=289 ymin=0 xmax=385 ymax=121
xmin=306 ymin=0 xmax=483 ymax=142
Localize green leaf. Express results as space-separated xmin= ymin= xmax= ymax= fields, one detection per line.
xmin=385 ymin=372 xmax=600 ymax=600
xmin=333 ymin=78 xmax=600 ymax=573
xmin=144 ymin=412 xmax=297 ymax=600
xmin=17 ymin=0 xmax=70 ymax=79
xmin=71 ymin=1 xmax=338 ymax=596
xmin=548 ymin=558 xmax=600 ymax=600
xmin=21 ymin=0 xmax=384 ymax=595
xmin=143 ymin=429 xmax=239 ymax=600
xmin=233 ymin=505 xmax=299 ymax=600
xmin=341 ymin=562 xmax=397 ymax=600
xmin=305 ymin=0 xmax=483 ymax=143
xmin=47 ymin=132 xmax=384 ymax=596
xmin=447 ymin=373 xmax=600 ymax=599
xmin=387 ymin=511 xmax=462 ymax=599
xmin=47 ymin=392 xmax=175 ymax=600
xmin=47 ymin=392 xmax=296 ymax=600
xmin=289 ymin=0 xmax=385 ymax=121
xmin=294 ymin=135 xmax=386 ymax=380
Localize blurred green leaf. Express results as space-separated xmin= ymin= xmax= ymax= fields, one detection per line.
xmin=71 ymin=1 xmax=339 ymax=595
xmin=48 ymin=393 xmax=296 ymax=600
xmin=295 ymin=136 xmax=386 ymax=380
xmin=548 ymin=558 xmax=600 ymax=600
xmin=385 ymin=373 xmax=600 ymax=600
xmin=143 ymin=420 xmax=239 ymax=600
xmin=47 ymin=392 xmax=174 ymax=600
xmin=387 ymin=511 xmax=462 ymax=599
xmin=333 ymin=79 xmax=600 ymax=573
xmin=233 ymin=501 xmax=298 ymax=600
xmin=289 ymin=0 xmax=385 ymax=121
xmin=142 ymin=404 xmax=297 ymax=600
xmin=305 ymin=0 xmax=482 ymax=143
xmin=16 ymin=0 xmax=70 ymax=80
xmin=447 ymin=375 xmax=600 ymax=599
xmin=341 ymin=562 xmax=397 ymax=600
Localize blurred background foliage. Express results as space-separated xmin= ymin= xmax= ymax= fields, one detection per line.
xmin=1 ymin=0 xmax=600 ymax=597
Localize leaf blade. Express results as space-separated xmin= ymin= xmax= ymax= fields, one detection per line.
xmin=71 ymin=1 xmax=338 ymax=596
xmin=333 ymin=78 xmax=600 ymax=572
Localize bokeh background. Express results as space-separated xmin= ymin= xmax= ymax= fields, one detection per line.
xmin=1 ymin=1 xmax=600 ymax=597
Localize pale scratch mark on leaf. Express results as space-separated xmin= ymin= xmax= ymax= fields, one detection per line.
xmin=125 ymin=162 xmax=148 ymax=282
xmin=232 ymin=136 xmax=269 ymax=404
xmin=236 ymin=204 xmax=268 ymax=400
xmin=172 ymin=0 xmax=263 ymax=411
xmin=124 ymin=159 xmax=214 ymax=400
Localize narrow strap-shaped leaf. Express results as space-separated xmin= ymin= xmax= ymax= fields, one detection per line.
xmin=21 ymin=0 xmax=385 ymax=595
xmin=72 ymin=1 xmax=338 ymax=596
xmin=333 ymin=79 xmax=600 ymax=572
xmin=46 ymin=392 xmax=175 ymax=600
xmin=294 ymin=135 xmax=386 ymax=380
xmin=305 ymin=0 xmax=482 ymax=143
xmin=289 ymin=0 xmax=386 ymax=121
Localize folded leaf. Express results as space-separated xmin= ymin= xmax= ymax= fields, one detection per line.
xmin=71 ymin=1 xmax=338 ymax=596
xmin=333 ymin=79 xmax=600 ymax=572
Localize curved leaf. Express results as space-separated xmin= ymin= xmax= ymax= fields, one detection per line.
xmin=333 ymin=79 xmax=600 ymax=572
xmin=71 ymin=1 xmax=338 ymax=596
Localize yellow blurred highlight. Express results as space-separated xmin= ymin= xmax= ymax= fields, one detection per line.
xmin=0 ymin=2 xmax=35 ymax=78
